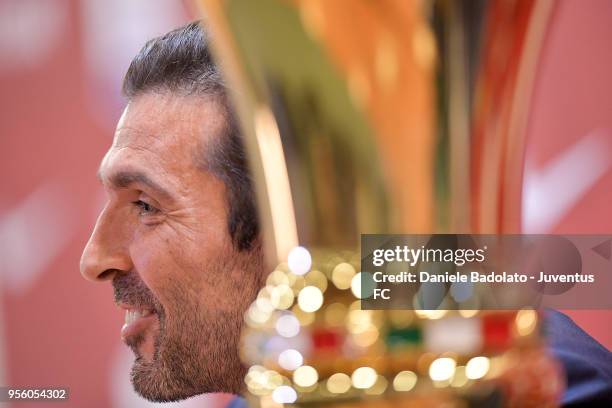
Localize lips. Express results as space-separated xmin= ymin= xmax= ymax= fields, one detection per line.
xmin=120 ymin=306 xmax=157 ymax=342
xmin=112 ymin=273 xmax=160 ymax=348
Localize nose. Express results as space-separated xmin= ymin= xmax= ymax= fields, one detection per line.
xmin=80 ymin=206 xmax=132 ymax=282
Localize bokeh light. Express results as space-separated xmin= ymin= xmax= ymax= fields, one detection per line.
xmin=393 ymin=370 xmax=417 ymax=392
xmin=288 ymin=246 xmax=312 ymax=275
xmin=276 ymin=314 xmax=300 ymax=338
xmin=293 ymin=365 xmax=318 ymax=387
xmin=297 ymin=286 xmax=323 ymax=312
xmin=278 ymin=349 xmax=304 ymax=371
xmin=326 ymin=373 xmax=352 ymax=394
xmin=351 ymin=367 xmax=378 ymax=389
xmin=465 ymin=356 xmax=490 ymax=380
xmin=429 ymin=357 xmax=456 ymax=381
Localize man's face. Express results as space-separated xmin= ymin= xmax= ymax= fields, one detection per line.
xmin=80 ymin=92 xmax=262 ymax=401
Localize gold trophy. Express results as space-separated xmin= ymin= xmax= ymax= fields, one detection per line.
xmin=195 ymin=0 xmax=563 ymax=406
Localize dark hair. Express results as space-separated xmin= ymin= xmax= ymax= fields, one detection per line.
xmin=122 ymin=21 xmax=259 ymax=251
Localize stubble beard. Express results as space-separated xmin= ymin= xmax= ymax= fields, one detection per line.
xmin=130 ymin=294 xmax=246 ymax=402
xmin=123 ymin=250 xmax=262 ymax=402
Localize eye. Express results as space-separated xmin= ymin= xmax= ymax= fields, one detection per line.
xmin=132 ymin=200 xmax=160 ymax=216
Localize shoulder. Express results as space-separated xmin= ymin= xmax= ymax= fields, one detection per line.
xmin=544 ymin=309 xmax=612 ymax=407
xmin=225 ymin=396 xmax=248 ymax=408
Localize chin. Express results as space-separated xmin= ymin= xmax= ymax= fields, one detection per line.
xmin=130 ymin=358 xmax=201 ymax=402
xmin=129 ymin=344 xmax=247 ymax=402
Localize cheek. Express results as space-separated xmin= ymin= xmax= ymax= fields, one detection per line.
xmin=129 ymin=224 xmax=228 ymax=302
xmin=129 ymin=227 xmax=187 ymax=298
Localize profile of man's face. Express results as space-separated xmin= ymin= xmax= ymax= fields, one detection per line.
xmin=80 ymin=92 xmax=262 ymax=401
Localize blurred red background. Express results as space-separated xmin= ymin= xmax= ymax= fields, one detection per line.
xmin=0 ymin=1 xmax=232 ymax=406
xmin=0 ymin=1 xmax=609 ymax=407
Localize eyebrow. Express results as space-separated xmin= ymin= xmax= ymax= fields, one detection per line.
xmin=97 ymin=169 xmax=174 ymax=201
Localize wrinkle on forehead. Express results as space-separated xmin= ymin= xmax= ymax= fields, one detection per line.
xmin=110 ymin=91 xmax=227 ymax=174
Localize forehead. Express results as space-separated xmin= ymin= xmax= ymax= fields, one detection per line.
xmin=113 ymin=92 xmax=225 ymax=158
xmin=100 ymin=92 xmax=226 ymax=182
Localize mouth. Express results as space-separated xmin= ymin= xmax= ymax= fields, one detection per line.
xmin=119 ymin=304 xmax=158 ymax=344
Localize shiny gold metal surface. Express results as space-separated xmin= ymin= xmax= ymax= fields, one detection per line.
xmin=196 ymin=0 xmax=436 ymax=265
xmin=194 ymin=1 xmax=562 ymax=406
